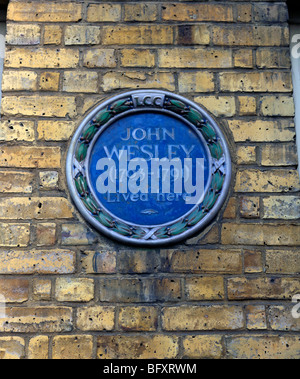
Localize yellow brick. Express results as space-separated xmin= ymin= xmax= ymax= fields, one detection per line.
xmin=185 ymin=276 xmax=225 ymax=300
xmin=162 ymin=3 xmax=234 ymax=22
xmin=0 ymin=250 xmax=76 ymax=274
xmin=159 ymin=48 xmax=232 ymax=68
xmin=7 ymin=2 xmax=82 ymax=22
xmin=39 ymin=72 xmax=60 ymax=91
xmin=176 ymin=25 xmax=210 ymax=45
xmin=0 ymin=197 xmax=73 ymax=220
xmin=64 ymin=25 xmax=101 ymax=45
xmin=87 ymin=4 xmax=121 ymax=22
xmin=63 ymin=71 xmax=98 ymax=93
xmin=97 ymin=335 xmax=178 ymax=359
xmin=120 ymin=49 xmax=155 ymax=68
xmin=6 ymin=23 xmax=41 ymax=45
xmin=102 ymin=71 xmax=175 ymax=92
xmin=261 ymin=144 xmax=298 ymax=166
xmin=39 ymin=172 xmax=59 ymax=189
xmin=36 ymin=223 xmax=56 ymax=246
xmin=178 ymin=72 xmax=214 ymax=92
xmin=0 ymin=337 xmax=25 ymax=359
xmin=55 ymin=278 xmax=94 ymax=302
xmin=238 ymin=96 xmax=257 ymax=115
xmin=235 ymin=169 xmax=300 ymax=193
xmin=263 ymin=196 xmax=300 ymax=220
xmin=5 ymin=48 xmax=79 ymax=68
xmin=2 ymin=71 xmax=37 ymax=91
xmin=37 ymin=121 xmax=75 ymax=141
xmin=52 ymin=335 xmax=93 ymax=359
xmin=237 ymin=146 xmax=257 ymax=164
xmin=0 ymin=223 xmax=30 ymax=247
xmin=228 ymin=120 xmax=295 ymax=142
xmin=256 ymin=48 xmax=291 ymax=68
xmin=266 ymin=250 xmax=300 ymax=274
xmin=124 ymin=4 xmax=158 ymax=22
xmin=0 ymin=171 xmax=34 ymax=193
xmin=44 ymin=25 xmax=62 ymax=45
xmin=234 ymin=49 xmax=253 ymax=68
xmin=237 ymin=4 xmax=252 ymax=22
xmin=118 ymin=306 xmax=158 ymax=331
xmin=245 ymin=305 xmax=267 ymax=330
xmin=183 ymin=336 xmax=223 ymax=359
xmin=28 ymin=337 xmax=49 ymax=359
xmin=77 ymin=306 xmax=115 ymax=331
xmin=102 ymin=25 xmax=173 ymax=45
xmin=1 ymin=96 xmax=77 ymax=117
xmin=0 ymin=120 xmax=35 ymax=142
xmin=194 ymin=96 xmax=236 ymax=117
xmin=32 ymin=279 xmax=52 ymax=300
xmin=219 ymin=72 xmax=292 ymax=92
xmin=0 ymin=146 xmax=61 ymax=168
xmin=83 ymin=49 xmax=116 ymax=68
xmin=260 ymin=96 xmax=295 ymax=116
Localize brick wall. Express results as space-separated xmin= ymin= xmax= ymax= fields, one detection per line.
xmin=0 ymin=0 xmax=299 ymax=359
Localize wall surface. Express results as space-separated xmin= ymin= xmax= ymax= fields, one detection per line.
xmin=0 ymin=0 xmax=299 ymax=359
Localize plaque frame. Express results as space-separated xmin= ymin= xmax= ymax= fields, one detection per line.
xmin=66 ymin=90 xmax=232 ymax=246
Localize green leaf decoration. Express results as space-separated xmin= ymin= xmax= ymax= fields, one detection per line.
xmin=82 ymin=195 xmax=100 ymax=215
xmin=110 ymin=99 xmax=132 ymax=115
xmin=184 ymin=108 xmax=203 ymax=126
xmin=76 ymin=143 xmax=88 ymax=162
xmin=95 ymin=211 xmax=114 ymax=228
xmin=165 ymin=99 xmax=188 ymax=114
xmin=211 ymin=170 xmax=225 ymax=193
xmin=93 ymin=109 xmax=112 ymax=126
xmin=82 ymin=125 xmax=98 ymax=143
xmin=203 ymin=189 xmax=219 ymax=212
xmin=113 ymin=221 xmax=133 ymax=236
xmin=200 ymin=123 xmax=217 ymax=142
xmin=74 ymin=174 xmax=89 ymax=197
xmin=168 ymin=220 xmax=188 ymax=236
xmin=187 ymin=206 xmax=206 ymax=227
xmin=209 ymin=141 xmax=223 ymax=160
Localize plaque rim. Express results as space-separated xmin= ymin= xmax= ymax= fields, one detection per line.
xmin=66 ymin=90 xmax=232 ymax=246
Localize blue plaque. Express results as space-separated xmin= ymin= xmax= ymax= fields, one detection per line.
xmin=66 ymin=90 xmax=232 ymax=246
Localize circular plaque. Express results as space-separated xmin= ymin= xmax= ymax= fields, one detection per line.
xmin=66 ymin=90 xmax=232 ymax=246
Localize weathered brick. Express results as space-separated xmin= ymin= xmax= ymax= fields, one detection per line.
xmin=28 ymin=336 xmax=49 ymax=359
xmin=120 ymin=49 xmax=155 ymax=68
xmin=99 ymin=278 xmax=181 ymax=303
xmin=161 ymin=249 xmax=242 ymax=274
xmin=6 ymin=23 xmax=41 ymax=45
xmin=124 ymin=4 xmax=158 ymax=22
xmin=263 ymin=196 xmax=300 ymax=220
xmin=233 ymin=49 xmax=253 ymax=68
xmin=0 ymin=250 xmax=76 ymax=274
xmin=55 ymin=278 xmax=94 ymax=302
xmin=268 ymin=305 xmax=300 ymax=331
xmin=162 ymin=306 xmax=244 ymax=331
xmin=87 ymin=4 xmax=121 ymax=22
xmin=212 ymin=26 xmax=288 ymax=46
xmin=32 ymin=279 xmax=52 ymax=301
xmin=36 ymin=223 xmax=56 ymax=246
xmin=178 ymin=72 xmax=214 ymax=93
xmin=222 ymin=223 xmax=300 ymax=246
xmin=238 ymin=96 xmax=257 ymax=115
xmin=102 ymin=71 xmax=175 ymax=92
xmin=0 ymin=307 xmax=73 ymax=333
xmin=102 ymin=25 xmax=173 ymax=45
xmin=5 ymin=47 xmax=79 ymax=68
xmin=77 ymin=306 xmax=115 ymax=331
xmin=219 ymin=72 xmax=292 ymax=92
xmin=253 ymin=3 xmax=289 ymax=23
xmin=0 ymin=338 xmax=25 ymax=359
xmin=2 ymin=70 xmax=38 ymax=91
xmin=256 ymin=48 xmax=291 ymax=68
xmin=83 ymin=49 xmax=116 ymax=68
xmin=61 ymin=224 xmax=98 ymax=246
xmin=228 ymin=120 xmax=295 ymax=143
xmin=226 ymin=336 xmax=300 ymax=359
xmin=235 ymin=169 xmax=300 ymax=193
xmin=0 ymin=279 xmax=29 ymax=303
xmin=118 ymin=306 xmax=158 ymax=331
xmin=52 ymin=336 xmax=93 ymax=359
xmin=194 ymin=96 xmax=236 ymax=117
xmin=244 ymin=250 xmax=263 ymax=273
xmin=1 ymin=96 xmax=77 ymax=118
xmin=261 ymin=144 xmax=298 ymax=166
xmin=246 ymin=305 xmax=267 ymax=330
xmin=0 ymin=197 xmax=73 ymax=220
xmin=82 ymin=251 xmax=117 ymax=274
xmin=227 ymin=277 xmax=300 ymax=300
xmin=162 ymin=3 xmax=234 ymax=22
xmin=44 ymin=25 xmax=62 ymax=45
xmin=260 ymin=96 xmax=295 ymax=117
xmin=97 ymin=335 xmax=178 ymax=359
xmin=185 ymin=276 xmax=225 ymax=300
xmin=37 ymin=121 xmax=75 ymax=141
xmin=39 ymin=72 xmax=60 ymax=91
xmin=64 ymin=25 xmax=101 ymax=45
xmin=63 ymin=71 xmax=98 ymax=93
xmin=240 ymin=196 xmax=260 ymax=219
xmin=7 ymin=2 xmax=82 ymax=22
xmin=0 ymin=171 xmax=34 ymax=193
xmin=266 ymin=250 xmax=300 ymax=274
xmin=237 ymin=4 xmax=252 ymax=23
xmin=118 ymin=250 xmax=159 ymax=274
xmin=237 ymin=146 xmax=257 ymax=165
xmin=183 ymin=336 xmax=223 ymax=359
xmin=158 ymin=48 xmax=232 ymax=68
xmin=176 ymin=25 xmax=210 ymax=45
xmin=39 ymin=172 xmax=59 ymax=189
xmin=0 ymin=120 xmax=35 ymax=142
xmin=0 ymin=223 xmax=30 ymax=247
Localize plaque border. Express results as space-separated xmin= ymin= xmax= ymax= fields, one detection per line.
xmin=66 ymin=90 xmax=232 ymax=246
